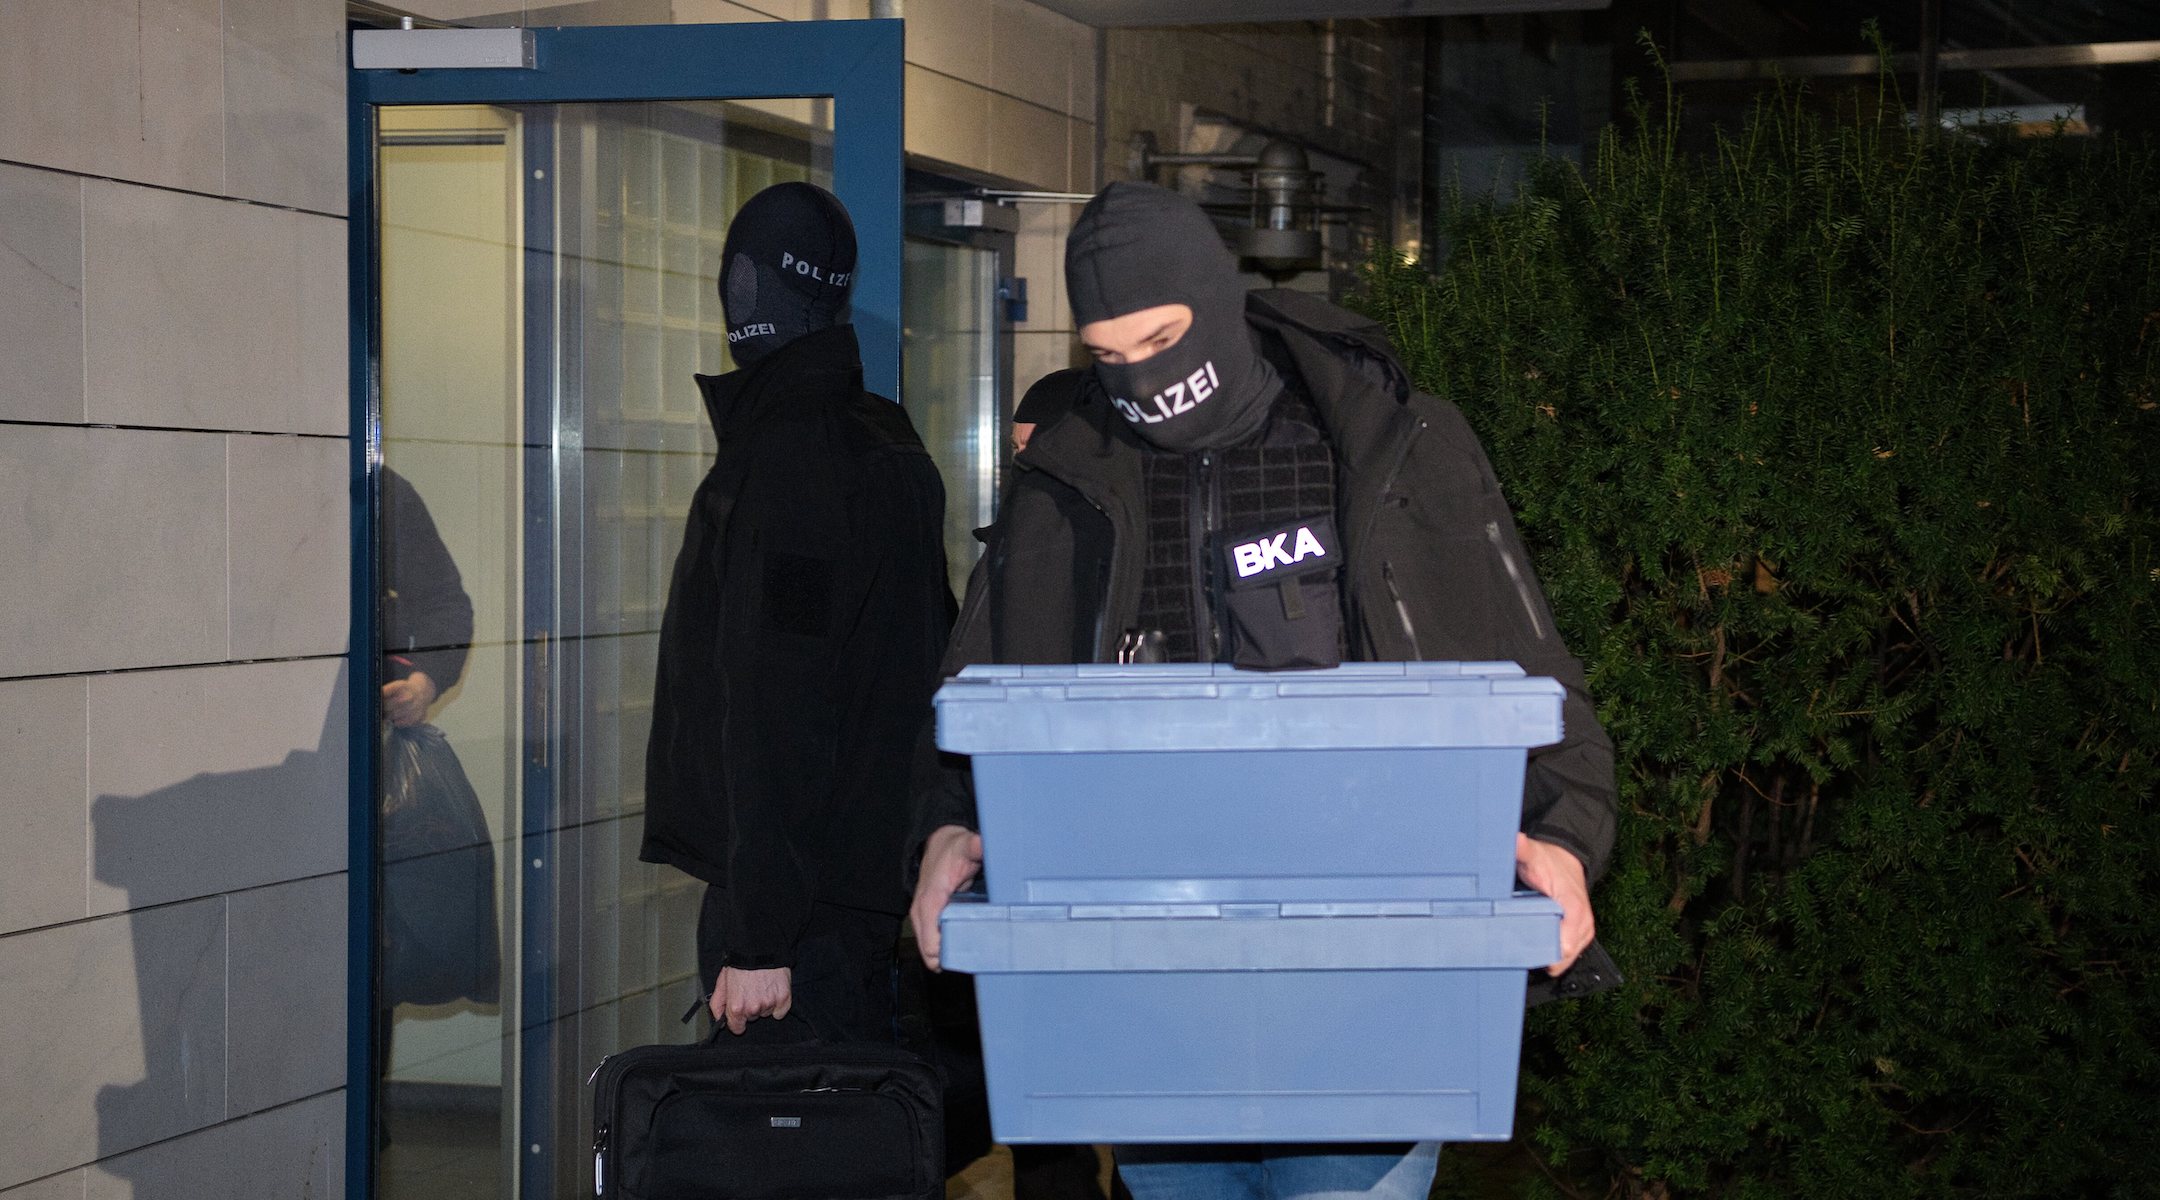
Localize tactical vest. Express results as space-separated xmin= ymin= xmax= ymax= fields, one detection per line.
xmin=1133 ymin=386 xmax=1344 ymax=670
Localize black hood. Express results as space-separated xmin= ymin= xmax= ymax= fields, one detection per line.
xmin=1065 ymin=182 xmax=1281 ymax=452
xmin=719 ymin=182 xmax=857 ymax=366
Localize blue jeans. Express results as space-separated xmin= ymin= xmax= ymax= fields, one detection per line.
xmin=1115 ymin=1143 xmax=1441 ymax=1200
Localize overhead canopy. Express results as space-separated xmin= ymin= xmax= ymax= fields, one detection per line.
xmin=1028 ymin=0 xmax=1607 ymax=27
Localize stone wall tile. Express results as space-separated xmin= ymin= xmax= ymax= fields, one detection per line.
xmin=0 ymin=678 xmax=88 ymax=937
xmin=83 ymin=181 xmax=345 ymax=435
xmin=0 ymin=426 xmax=227 ymax=677
xmin=0 ymin=902 xmax=225 ymax=1189
xmin=0 ymin=165 xmax=84 ymax=424
xmin=86 ymin=659 xmax=347 ymax=917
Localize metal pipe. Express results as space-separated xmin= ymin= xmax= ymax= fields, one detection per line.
xmin=977 ymin=189 xmax=1099 ymax=204
xmin=1670 ymin=39 xmax=2160 ymax=82
xmin=872 ymin=0 xmax=903 ymax=18
xmin=1144 ymin=152 xmax=1260 ymax=166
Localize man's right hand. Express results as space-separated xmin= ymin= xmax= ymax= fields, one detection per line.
xmin=910 ymin=824 xmax=983 ymax=972
xmin=710 ymin=966 xmax=793 ymax=1035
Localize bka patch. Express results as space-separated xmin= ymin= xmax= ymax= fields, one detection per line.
xmin=763 ymin=551 xmax=833 ymax=636
xmin=1222 ymin=514 xmax=1339 ymax=585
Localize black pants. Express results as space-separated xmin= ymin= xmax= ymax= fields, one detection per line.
xmin=695 ymin=889 xmax=901 ymax=1045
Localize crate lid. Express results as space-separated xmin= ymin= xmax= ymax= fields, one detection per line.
xmin=939 ymin=894 xmax=1564 ymax=973
xmin=935 ymin=661 xmax=1564 ymax=754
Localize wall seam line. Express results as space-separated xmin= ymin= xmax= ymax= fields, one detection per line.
xmin=0 ymin=418 xmax=349 ymax=440
xmin=77 ymin=175 xmax=90 ymax=424
xmin=0 ymin=158 xmax=346 ymax=224
xmin=0 ymin=871 xmax=351 ymax=946
xmin=2 ymin=652 xmax=351 ymax=687
xmin=225 ymin=434 xmax=234 ymax=664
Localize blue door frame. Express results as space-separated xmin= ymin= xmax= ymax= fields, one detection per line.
xmin=346 ymin=21 xmax=903 ymax=1200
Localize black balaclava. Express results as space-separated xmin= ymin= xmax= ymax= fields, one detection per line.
xmin=1066 ymin=181 xmax=1280 ymax=452
xmin=718 ymin=182 xmax=857 ymax=366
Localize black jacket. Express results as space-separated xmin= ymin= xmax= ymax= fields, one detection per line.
xmin=382 ymin=466 xmax=474 ymax=691
xmin=642 ymin=325 xmax=950 ymax=970
xmin=918 ymin=290 xmax=1619 ymax=1001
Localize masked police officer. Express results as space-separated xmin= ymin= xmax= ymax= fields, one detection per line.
xmin=909 ymin=181 xmax=1620 ymax=1200
xmin=641 ymin=182 xmax=949 ymax=1045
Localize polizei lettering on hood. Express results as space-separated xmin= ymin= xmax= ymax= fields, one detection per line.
xmin=779 ymin=251 xmax=852 ymax=290
xmin=1113 ymin=361 xmax=1221 ymax=426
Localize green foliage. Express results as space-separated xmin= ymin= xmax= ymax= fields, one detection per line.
xmin=1356 ymin=78 xmax=2160 ymax=1199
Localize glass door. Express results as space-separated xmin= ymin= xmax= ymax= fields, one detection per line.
xmin=349 ymin=24 xmax=902 ymax=1200
xmin=903 ymin=236 xmax=1005 ymax=596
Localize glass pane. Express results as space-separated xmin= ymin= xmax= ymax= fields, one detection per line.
xmin=374 ymin=96 xmax=832 ymax=1200
xmin=903 ymin=238 xmax=1002 ymax=596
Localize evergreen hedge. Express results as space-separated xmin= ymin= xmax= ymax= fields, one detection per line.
xmin=1356 ymin=73 xmax=2160 ymax=1199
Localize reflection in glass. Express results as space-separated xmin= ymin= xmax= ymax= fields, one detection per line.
xmin=374 ymin=98 xmax=833 ymax=1200
xmin=904 ymin=238 xmax=1003 ymax=597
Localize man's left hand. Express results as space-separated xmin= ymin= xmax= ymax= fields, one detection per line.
xmin=382 ymin=672 xmax=438 ymax=728
xmin=1516 ymin=833 xmax=1595 ymax=976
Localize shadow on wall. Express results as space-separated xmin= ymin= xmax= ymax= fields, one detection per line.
xmin=87 ymin=662 xmax=347 ymax=1196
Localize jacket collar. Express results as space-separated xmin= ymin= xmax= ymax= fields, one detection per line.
xmin=1020 ymin=290 xmax=1414 ymax=495
xmin=693 ymin=323 xmax=863 ymax=440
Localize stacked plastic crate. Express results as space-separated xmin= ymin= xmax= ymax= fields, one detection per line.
xmin=935 ymin=662 xmax=1566 ymax=1145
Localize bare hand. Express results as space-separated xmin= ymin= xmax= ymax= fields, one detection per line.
xmin=910 ymin=824 xmax=983 ymax=972
xmin=381 ymin=672 xmax=438 ymax=728
xmin=1516 ymin=833 xmax=1596 ymax=976
xmin=710 ymin=966 xmax=793 ymax=1035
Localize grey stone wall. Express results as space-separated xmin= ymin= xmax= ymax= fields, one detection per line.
xmin=0 ymin=0 xmax=350 ymax=1196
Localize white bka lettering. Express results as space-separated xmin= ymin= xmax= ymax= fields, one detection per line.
xmin=778 ymin=252 xmax=850 ymax=288
xmin=1118 ymin=361 xmax=1222 ymax=425
xmin=1232 ymin=525 xmax=1329 ymax=578
xmin=728 ymin=322 xmax=777 ymax=343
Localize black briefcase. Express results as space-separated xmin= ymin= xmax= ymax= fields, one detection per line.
xmin=589 ymin=1026 xmax=944 ymax=1200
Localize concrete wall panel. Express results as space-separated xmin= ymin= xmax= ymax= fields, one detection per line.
xmin=988 ymin=93 xmax=1070 ymax=191
xmin=228 ymin=877 xmax=348 ymax=1117
xmin=990 ymin=0 xmax=1078 ymax=116
xmin=85 ymin=659 xmax=347 ymax=917
xmin=0 ymin=678 xmax=88 ymax=938
xmin=0 ymin=901 xmax=225 ymax=1190
xmin=0 ymin=165 xmax=85 ymax=424
xmin=903 ymin=0 xmax=991 ymax=87
xmin=0 ymin=0 xmax=223 ymax=193
xmin=0 ymin=426 xmax=228 ymax=678
xmin=905 ymin=65 xmax=991 ymax=173
xmin=83 ymin=180 xmax=345 ymax=435
xmin=0 ymin=1172 xmax=83 ymax=1200
xmin=229 ymin=434 xmax=350 ymax=661
xmin=84 ymin=1093 xmax=343 ymax=1200
xmin=224 ymin=0 xmax=349 ymax=216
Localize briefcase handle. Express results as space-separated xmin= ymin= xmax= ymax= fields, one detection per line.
xmin=680 ymin=992 xmax=824 ymax=1047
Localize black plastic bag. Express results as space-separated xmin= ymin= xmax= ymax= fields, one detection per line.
xmin=380 ymin=722 xmax=500 ymax=1007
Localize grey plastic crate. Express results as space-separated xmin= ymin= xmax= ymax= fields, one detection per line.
xmin=941 ymin=895 xmax=1562 ymax=1143
xmin=934 ymin=662 xmax=1564 ymax=905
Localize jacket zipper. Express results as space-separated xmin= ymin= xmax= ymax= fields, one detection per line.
xmin=1486 ymin=521 xmax=1548 ymax=641
xmin=1360 ymin=414 xmax=1425 ymax=658
xmin=1381 ymin=561 xmax=1423 ymax=658
xmin=1190 ymin=451 xmax=1220 ymax=661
